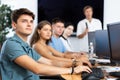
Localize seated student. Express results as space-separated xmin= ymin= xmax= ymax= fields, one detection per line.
xmin=49 ymin=18 xmax=67 ymax=53
xmin=30 ymin=20 xmax=91 ymax=67
xmin=0 ymin=8 xmax=91 ymax=80
xmin=60 ymin=22 xmax=74 ymax=52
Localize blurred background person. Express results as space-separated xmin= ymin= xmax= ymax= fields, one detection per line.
xmin=76 ymin=5 xmax=102 ymax=52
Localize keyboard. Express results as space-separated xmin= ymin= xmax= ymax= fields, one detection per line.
xmin=82 ymin=67 xmax=104 ymax=79
xmin=109 ymin=72 xmax=120 ymax=77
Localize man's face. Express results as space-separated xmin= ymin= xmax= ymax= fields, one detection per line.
xmin=84 ymin=8 xmax=93 ymax=19
xmin=12 ymin=14 xmax=34 ymax=36
xmin=52 ymin=22 xmax=65 ymax=37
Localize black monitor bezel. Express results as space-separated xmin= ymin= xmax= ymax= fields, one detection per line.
xmin=107 ymin=22 xmax=120 ymax=64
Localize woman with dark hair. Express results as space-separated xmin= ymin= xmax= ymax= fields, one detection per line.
xmin=60 ymin=22 xmax=74 ymax=52
xmin=30 ymin=20 xmax=51 ymax=46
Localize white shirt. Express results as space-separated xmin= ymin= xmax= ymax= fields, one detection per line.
xmin=60 ymin=36 xmax=73 ymax=52
xmin=76 ymin=18 xmax=102 ymax=52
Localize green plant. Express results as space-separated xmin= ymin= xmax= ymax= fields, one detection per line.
xmin=0 ymin=4 xmax=12 ymax=48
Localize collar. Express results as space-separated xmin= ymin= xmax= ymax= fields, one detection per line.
xmin=10 ymin=34 xmax=29 ymax=47
xmin=61 ymin=36 xmax=67 ymax=40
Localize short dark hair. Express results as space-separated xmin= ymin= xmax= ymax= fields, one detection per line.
xmin=64 ymin=22 xmax=73 ymax=28
xmin=52 ymin=17 xmax=64 ymax=25
xmin=83 ymin=5 xmax=93 ymax=13
xmin=11 ymin=8 xmax=35 ymax=23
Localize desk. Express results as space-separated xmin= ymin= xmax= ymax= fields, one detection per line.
xmin=40 ymin=74 xmax=82 ymax=80
xmin=40 ymin=59 xmax=120 ymax=80
xmin=61 ymin=74 xmax=82 ymax=80
xmin=61 ymin=62 xmax=120 ymax=80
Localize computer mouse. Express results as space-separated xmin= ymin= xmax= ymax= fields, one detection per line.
xmin=83 ymin=75 xmax=100 ymax=80
xmin=117 ymin=78 xmax=120 ymax=80
xmin=89 ymin=59 xmax=96 ymax=66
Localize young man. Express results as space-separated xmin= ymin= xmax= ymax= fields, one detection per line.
xmin=0 ymin=8 xmax=91 ymax=80
xmin=76 ymin=5 xmax=102 ymax=52
xmin=49 ymin=18 xmax=66 ymax=53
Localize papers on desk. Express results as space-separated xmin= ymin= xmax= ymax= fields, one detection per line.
xmin=97 ymin=66 xmax=120 ymax=72
xmin=106 ymin=78 xmax=118 ymax=80
xmin=95 ymin=59 xmax=120 ymax=80
xmin=95 ymin=59 xmax=110 ymax=63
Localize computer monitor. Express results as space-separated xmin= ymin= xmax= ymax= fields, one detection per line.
xmin=107 ymin=22 xmax=120 ymax=64
xmin=95 ymin=30 xmax=110 ymax=59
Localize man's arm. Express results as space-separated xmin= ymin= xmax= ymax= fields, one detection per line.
xmin=77 ymin=21 xmax=88 ymax=38
xmin=63 ymin=51 xmax=86 ymax=59
xmin=77 ymin=28 xmax=88 ymax=38
xmin=38 ymin=57 xmax=72 ymax=68
xmin=64 ymin=52 xmax=92 ymax=67
xmin=14 ymin=55 xmax=91 ymax=75
xmin=38 ymin=56 xmax=92 ymax=74
xmin=14 ymin=55 xmax=71 ymax=75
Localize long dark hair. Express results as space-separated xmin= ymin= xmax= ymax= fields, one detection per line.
xmin=30 ymin=20 xmax=52 ymax=47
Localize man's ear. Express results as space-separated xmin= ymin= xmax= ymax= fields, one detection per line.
xmin=11 ymin=21 xmax=16 ymax=30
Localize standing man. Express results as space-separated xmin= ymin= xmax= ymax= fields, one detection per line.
xmin=76 ymin=5 xmax=102 ymax=52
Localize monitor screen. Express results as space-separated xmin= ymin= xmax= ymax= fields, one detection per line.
xmin=107 ymin=22 xmax=120 ymax=64
xmin=95 ymin=30 xmax=110 ymax=59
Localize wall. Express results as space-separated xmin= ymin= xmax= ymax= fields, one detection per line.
xmin=104 ymin=0 xmax=120 ymax=29
xmin=1 ymin=0 xmax=37 ymax=25
xmin=2 ymin=0 xmax=120 ymax=31
xmin=1 ymin=0 xmax=37 ymax=38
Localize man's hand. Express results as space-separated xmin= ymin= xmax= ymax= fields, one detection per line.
xmin=76 ymin=55 xmax=92 ymax=68
xmin=74 ymin=65 xmax=92 ymax=74
xmin=78 ymin=28 xmax=89 ymax=38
